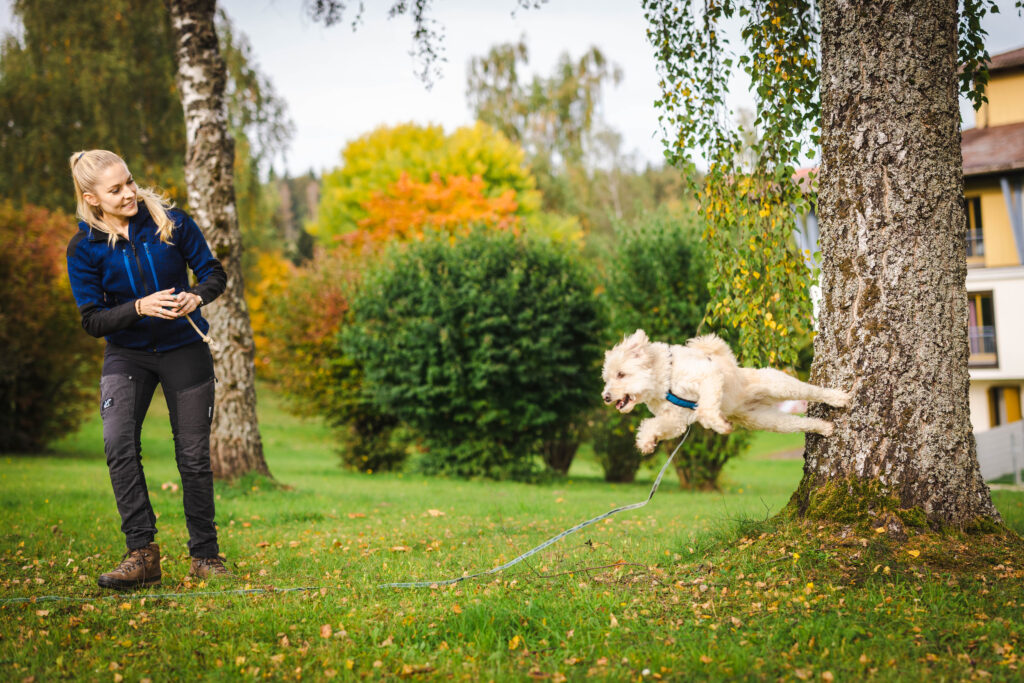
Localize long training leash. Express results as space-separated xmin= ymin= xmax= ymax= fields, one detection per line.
xmin=379 ymin=431 xmax=691 ymax=588
xmin=2 ymin=435 xmax=690 ymax=604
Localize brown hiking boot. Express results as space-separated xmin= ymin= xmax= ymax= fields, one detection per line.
xmin=97 ymin=543 xmax=161 ymax=590
xmin=190 ymin=555 xmax=233 ymax=580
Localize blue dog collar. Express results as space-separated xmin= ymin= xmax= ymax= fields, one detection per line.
xmin=666 ymin=391 xmax=697 ymax=410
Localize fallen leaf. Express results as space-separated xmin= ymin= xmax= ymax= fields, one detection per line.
xmin=390 ymin=546 xmax=412 ymax=552
xmin=874 ymin=526 xmax=885 ymax=534
xmin=425 ymin=509 xmax=445 ymax=517
xmin=907 ymin=549 xmax=920 ymax=558
xmin=700 ymin=655 xmax=712 ymax=664
xmin=320 ymin=624 xmax=332 ymax=639
xmin=400 ymin=664 xmax=435 ymax=676
xmin=161 ymin=482 xmax=179 ymax=492
xmin=793 ymin=668 xmax=812 ymax=680
xmin=380 ymin=635 xmax=394 ymax=647
xmin=452 ymin=604 xmax=462 ymax=614
xmin=509 ymin=635 xmax=522 ymax=651
xmin=609 ymin=613 xmax=619 ymax=628
xmin=256 ymin=541 xmax=269 ymax=548
xmin=35 ymin=610 xmax=49 ymax=617
xmin=347 ymin=512 xmax=366 ymax=519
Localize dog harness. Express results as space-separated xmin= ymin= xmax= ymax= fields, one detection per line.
xmin=665 ymin=347 xmax=698 ymax=409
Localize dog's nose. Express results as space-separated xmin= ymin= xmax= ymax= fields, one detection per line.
xmin=602 ymin=392 xmax=612 ymax=404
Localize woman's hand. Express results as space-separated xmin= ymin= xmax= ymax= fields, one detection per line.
xmin=173 ymin=291 xmax=202 ymax=317
xmin=137 ymin=288 xmax=181 ymax=319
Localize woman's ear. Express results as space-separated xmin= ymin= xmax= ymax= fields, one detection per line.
xmin=82 ymin=191 xmax=100 ymax=207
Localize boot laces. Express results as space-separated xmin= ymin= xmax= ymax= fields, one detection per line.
xmin=195 ymin=556 xmax=230 ymax=574
xmin=114 ymin=548 xmax=148 ymax=573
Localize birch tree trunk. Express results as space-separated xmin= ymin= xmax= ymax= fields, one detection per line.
xmin=793 ymin=0 xmax=998 ymax=525
xmin=165 ymin=0 xmax=270 ymax=479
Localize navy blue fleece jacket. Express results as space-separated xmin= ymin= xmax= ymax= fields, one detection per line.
xmin=66 ymin=203 xmax=227 ymax=352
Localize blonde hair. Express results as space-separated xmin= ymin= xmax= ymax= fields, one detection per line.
xmin=69 ymin=149 xmax=176 ymax=246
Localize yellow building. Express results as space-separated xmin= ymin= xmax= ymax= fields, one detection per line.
xmin=963 ymin=46 xmax=1024 ymax=431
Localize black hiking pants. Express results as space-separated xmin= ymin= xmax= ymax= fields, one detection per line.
xmin=100 ymin=341 xmax=219 ymax=558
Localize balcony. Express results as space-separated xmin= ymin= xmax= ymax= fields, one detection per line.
xmin=969 ymin=325 xmax=998 ymax=366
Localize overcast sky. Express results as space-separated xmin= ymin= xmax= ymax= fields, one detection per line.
xmin=2 ymin=1 xmax=1022 ymax=177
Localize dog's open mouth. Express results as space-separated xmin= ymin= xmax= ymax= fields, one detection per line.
xmin=615 ymin=395 xmax=633 ymax=412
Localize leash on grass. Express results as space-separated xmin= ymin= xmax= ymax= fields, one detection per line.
xmin=1 ymin=433 xmax=690 ymax=604
xmin=378 ymin=430 xmax=692 ymax=589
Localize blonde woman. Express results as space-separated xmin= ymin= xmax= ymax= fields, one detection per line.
xmin=66 ymin=149 xmax=230 ymax=590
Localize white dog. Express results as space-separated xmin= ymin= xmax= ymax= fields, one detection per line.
xmin=601 ymin=329 xmax=850 ymax=454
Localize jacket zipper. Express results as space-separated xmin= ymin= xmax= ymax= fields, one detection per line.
xmin=129 ymin=241 xmax=150 ymax=294
xmin=121 ymin=250 xmax=140 ymax=297
xmin=143 ymin=242 xmax=161 ymax=290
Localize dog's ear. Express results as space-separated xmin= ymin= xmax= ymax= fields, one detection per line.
xmin=622 ymin=329 xmax=649 ymax=357
xmin=625 ymin=329 xmax=649 ymax=346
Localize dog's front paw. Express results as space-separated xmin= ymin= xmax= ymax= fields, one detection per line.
xmin=636 ymin=435 xmax=658 ymax=455
xmin=696 ymin=410 xmax=732 ymax=435
xmin=712 ymin=419 xmax=733 ymax=435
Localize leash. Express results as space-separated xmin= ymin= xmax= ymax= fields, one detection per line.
xmin=379 ymin=431 xmax=692 ymax=589
xmin=2 ymin=434 xmax=690 ymax=603
xmin=184 ymin=311 xmax=218 ymax=350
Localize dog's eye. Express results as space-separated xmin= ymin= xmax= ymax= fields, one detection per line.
xmin=616 ymin=371 xmax=625 ymax=379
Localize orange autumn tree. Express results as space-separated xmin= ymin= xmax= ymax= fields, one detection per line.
xmin=339 ymin=172 xmax=520 ymax=252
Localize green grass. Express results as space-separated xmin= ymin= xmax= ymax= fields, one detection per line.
xmin=2 ymin=389 xmax=1023 ymax=681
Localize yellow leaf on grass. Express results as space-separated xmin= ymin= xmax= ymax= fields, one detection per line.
xmin=390 ymin=546 xmax=412 ymax=552
xmin=907 ymin=549 xmax=920 ymax=558
xmin=609 ymin=613 xmax=619 ymax=628
xmin=452 ymin=604 xmax=462 ymax=614
xmin=320 ymin=624 xmax=332 ymax=638
xmin=700 ymin=655 xmax=713 ymax=664
xmin=509 ymin=635 xmax=522 ymax=651
xmin=874 ymin=526 xmax=886 ymax=534
xmin=425 ymin=509 xmax=445 ymax=517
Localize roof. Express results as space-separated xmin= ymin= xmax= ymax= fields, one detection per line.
xmin=962 ymin=121 xmax=1024 ymax=176
xmin=987 ymin=46 xmax=1024 ymax=74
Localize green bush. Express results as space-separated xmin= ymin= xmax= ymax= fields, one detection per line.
xmin=263 ymin=251 xmax=406 ymax=472
xmin=594 ymin=209 xmax=748 ymax=488
xmin=0 ymin=203 xmax=101 ymax=452
xmin=590 ymin=409 xmax=643 ymax=482
xmin=345 ymin=228 xmax=604 ymax=479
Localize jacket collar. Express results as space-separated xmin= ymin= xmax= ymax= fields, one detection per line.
xmin=82 ymin=201 xmax=153 ymax=242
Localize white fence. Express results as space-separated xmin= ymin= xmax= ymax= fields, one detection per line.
xmin=975 ymin=421 xmax=1024 ymax=485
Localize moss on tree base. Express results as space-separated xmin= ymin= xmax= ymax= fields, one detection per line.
xmin=785 ymin=476 xmax=1001 ymax=535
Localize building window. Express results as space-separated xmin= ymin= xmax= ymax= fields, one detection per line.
xmin=968 ymin=291 xmax=997 ymax=366
xmin=965 ymin=196 xmax=984 ymax=266
xmin=988 ymin=386 xmax=1022 ymax=427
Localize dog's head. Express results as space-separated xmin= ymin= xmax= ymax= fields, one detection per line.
xmin=602 ymin=329 xmax=654 ymax=413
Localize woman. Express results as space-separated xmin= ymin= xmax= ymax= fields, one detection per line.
xmin=66 ymin=149 xmax=230 ymax=590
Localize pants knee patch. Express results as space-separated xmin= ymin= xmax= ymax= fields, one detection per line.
xmin=175 ymin=378 xmax=215 ymax=432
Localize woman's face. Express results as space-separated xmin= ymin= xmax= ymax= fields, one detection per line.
xmin=84 ymin=163 xmax=138 ymax=223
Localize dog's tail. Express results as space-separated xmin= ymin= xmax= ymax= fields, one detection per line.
xmin=687 ymin=334 xmax=736 ymax=363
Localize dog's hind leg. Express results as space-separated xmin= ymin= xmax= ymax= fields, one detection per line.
xmin=738 ymin=408 xmax=834 ymax=436
xmin=744 ymin=368 xmax=850 ymax=407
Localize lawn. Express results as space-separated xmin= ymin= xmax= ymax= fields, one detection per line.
xmin=2 ymin=388 xmax=1022 ymax=681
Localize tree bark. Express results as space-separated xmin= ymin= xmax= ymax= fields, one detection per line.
xmin=795 ymin=0 xmax=998 ymax=525
xmin=165 ymin=0 xmax=270 ymax=479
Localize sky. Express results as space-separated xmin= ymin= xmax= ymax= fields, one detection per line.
xmin=2 ymin=1 xmax=1023 ymax=177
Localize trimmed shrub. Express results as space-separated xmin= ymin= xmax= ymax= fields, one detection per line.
xmin=595 ymin=209 xmax=748 ymax=488
xmin=345 ymin=228 xmax=604 ymax=479
xmin=0 ymin=203 xmax=101 ymax=451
